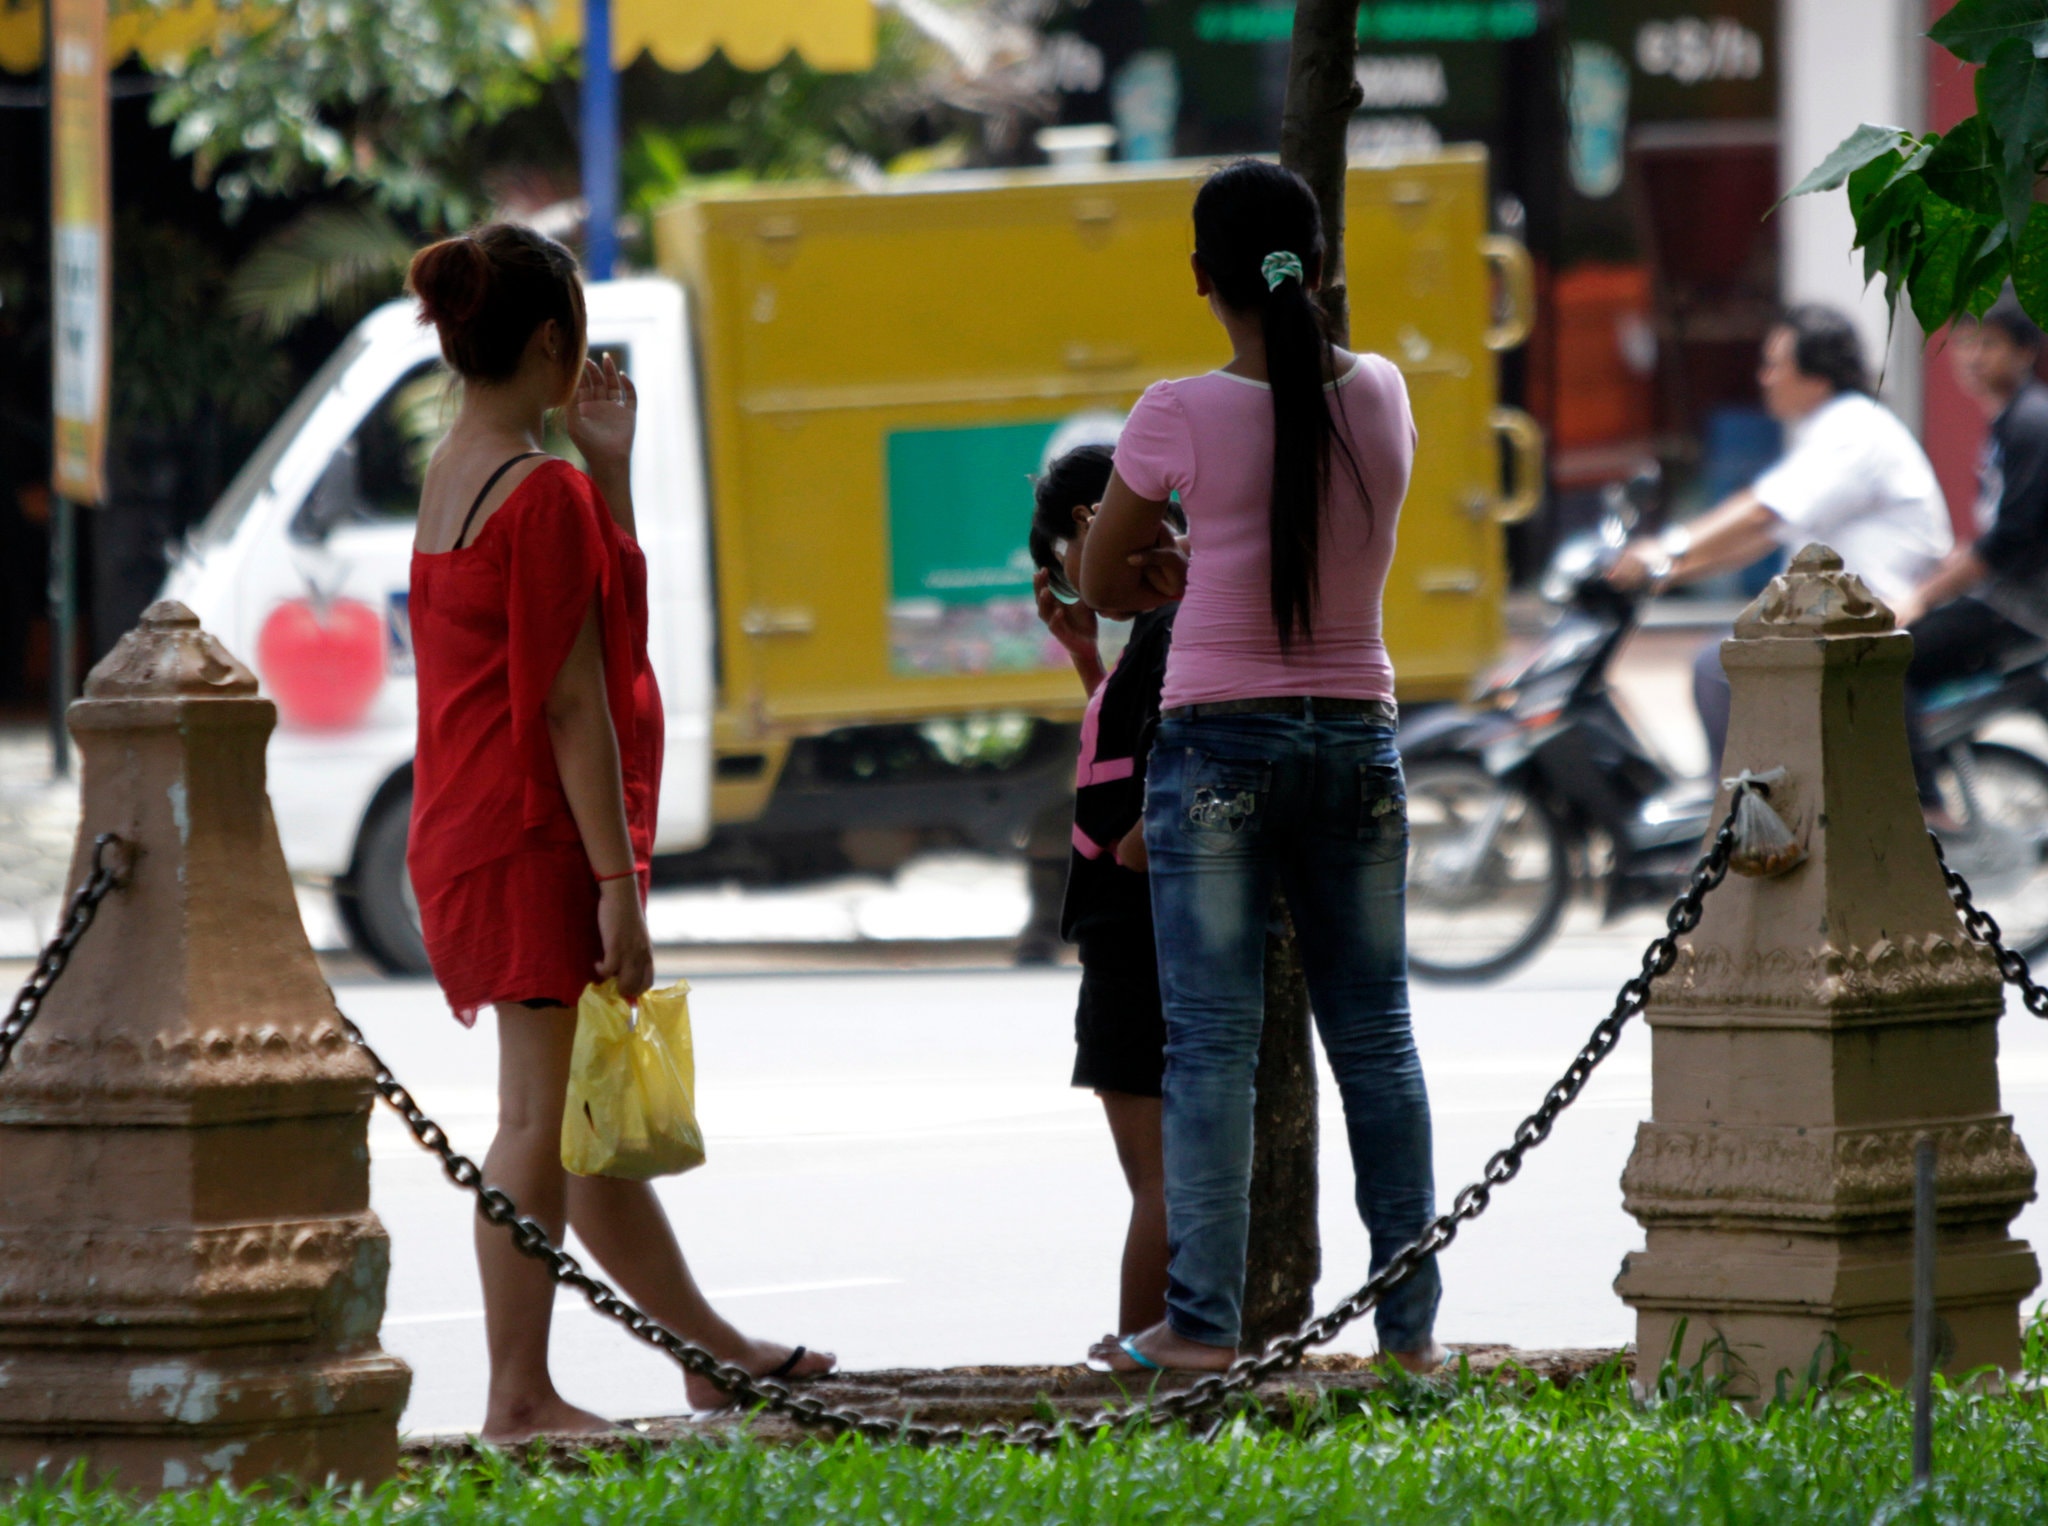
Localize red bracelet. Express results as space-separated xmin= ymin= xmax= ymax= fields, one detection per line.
xmin=594 ymin=866 xmax=639 ymax=883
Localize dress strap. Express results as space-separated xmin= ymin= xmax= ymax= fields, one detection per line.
xmin=454 ymin=452 xmax=546 ymax=549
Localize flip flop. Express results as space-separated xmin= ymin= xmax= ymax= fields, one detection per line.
xmin=763 ymin=1344 xmax=811 ymax=1382
xmin=1086 ymin=1335 xmax=1166 ymax=1374
xmin=1117 ymin=1336 xmax=1165 ymax=1372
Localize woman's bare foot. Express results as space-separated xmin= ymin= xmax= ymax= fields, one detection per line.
xmin=684 ymin=1338 xmax=837 ymax=1411
xmin=1383 ymin=1340 xmax=1449 ymax=1376
xmin=1086 ymin=1320 xmax=1236 ymax=1374
xmin=480 ymin=1390 xmax=612 ymax=1445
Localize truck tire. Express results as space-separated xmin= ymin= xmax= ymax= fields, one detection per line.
xmin=344 ymin=786 xmax=432 ymax=976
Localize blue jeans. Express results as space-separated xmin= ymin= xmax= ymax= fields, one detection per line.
xmin=1144 ymin=711 xmax=1440 ymax=1351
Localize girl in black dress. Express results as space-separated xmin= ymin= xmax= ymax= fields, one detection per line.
xmin=1029 ymin=443 xmax=1178 ymax=1335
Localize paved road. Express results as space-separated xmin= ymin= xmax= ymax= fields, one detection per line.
xmin=348 ymin=912 xmax=2048 ymax=1436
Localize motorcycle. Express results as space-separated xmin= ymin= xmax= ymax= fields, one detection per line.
xmin=1397 ymin=473 xmax=2048 ymax=983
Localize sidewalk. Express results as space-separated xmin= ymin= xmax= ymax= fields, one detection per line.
xmin=0 ymin=729 xmax=81 ymax=960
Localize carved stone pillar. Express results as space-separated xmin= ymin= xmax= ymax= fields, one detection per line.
xmin=1616 ymin=547 xmax=2039 ymax=1393
xmin=0 ymin=603 xmax=410 ymax=1492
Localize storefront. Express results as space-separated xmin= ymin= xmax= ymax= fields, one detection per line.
xmin=1054 ymin=0 xmax=1940 ymax=576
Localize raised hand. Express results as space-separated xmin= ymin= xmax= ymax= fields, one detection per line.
xmin=567 ymin=353 xmax=637 ymax=478
xmin=1034 ymin=567 xmax=1100 ymax=657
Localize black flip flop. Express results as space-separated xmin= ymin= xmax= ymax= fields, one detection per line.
xmin=763 ymin=1344 xmax=810 ymax=1382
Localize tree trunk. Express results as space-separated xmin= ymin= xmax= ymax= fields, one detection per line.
xmin=1279 ymin=0 xmax=1364 ymax=345
xmin=1240 ymin=897 xmax=1320 ymax=1346
xmin=1239 ymin=0 xmax=1363 ymax=1352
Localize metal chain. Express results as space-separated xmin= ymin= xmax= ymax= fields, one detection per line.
xmin=1 ymin=834 xmax=129 ymax=1076
xmin=341 ymin=797 xmax=1743 ymax=1447
xmin=0 ymin=813 xmax=1745 ymax=1447
xmin=1929 ymin=830 xmax=2048 ymax=1018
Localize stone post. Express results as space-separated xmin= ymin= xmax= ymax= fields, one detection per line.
xmin=1615 ymin=547 xmax=2039 ymax=1393
xmin=0 ymin=603 xmax=410 ymax=1492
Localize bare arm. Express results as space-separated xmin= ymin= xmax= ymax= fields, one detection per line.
xmin=1893 ymin=547 xmax=1988 ymax=629
xmin=1610 ymin=490 xmax=1781 ymax=590
xmin=1079 ymin=469 xmax=1176 ymax=617
xmin=544 ymin=602 xmax=653 ymax=998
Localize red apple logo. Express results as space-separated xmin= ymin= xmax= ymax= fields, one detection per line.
xmin=257 ymin=596 xmax=385 ymax=730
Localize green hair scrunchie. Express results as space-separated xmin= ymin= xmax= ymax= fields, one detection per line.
xmin=1261 ymin=250 xmax=1304 ymax=291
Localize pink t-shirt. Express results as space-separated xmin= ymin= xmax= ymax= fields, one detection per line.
xmin=1113 ymin=355 xmax=1414 ymax=710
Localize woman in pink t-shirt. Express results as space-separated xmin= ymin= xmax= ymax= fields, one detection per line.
xmin=1080 ymin=159 xmax=1442 ymax=1377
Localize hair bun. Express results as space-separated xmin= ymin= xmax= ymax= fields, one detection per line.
xmin=404 ymin=223 xmax=584 ymax=383
xmin=407 ymin=237 xmax=492 ymax=329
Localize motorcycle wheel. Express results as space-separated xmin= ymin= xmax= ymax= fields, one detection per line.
xmin=1935 ymin=741 xmax=2048 ymax=962
xmin=1404 ymin=758 xmax=1571 ymax=984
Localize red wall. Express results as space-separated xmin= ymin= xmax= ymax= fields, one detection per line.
xmin=1925 ymin=1 xmax=1986 ymax=538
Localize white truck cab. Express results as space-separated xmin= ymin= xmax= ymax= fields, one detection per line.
xmin=164 ymin=279 xmax=715 ymax=969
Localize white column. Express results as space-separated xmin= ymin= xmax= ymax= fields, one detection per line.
xmin=1779 ymin=0 xmax=1928 ymax=425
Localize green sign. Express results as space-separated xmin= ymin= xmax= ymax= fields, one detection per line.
xmin=1193 ymin=1 xmax=1541 ymax=45
xmin=886 ymin=420 xmax=1065 ymax=676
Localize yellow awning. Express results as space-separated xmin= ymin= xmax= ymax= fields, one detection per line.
xmin=0 ymin=0 xmax=877 ymax=78
xmin=552 ymin=0 xmax=877 ymax=72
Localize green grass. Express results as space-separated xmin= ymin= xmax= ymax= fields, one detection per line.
xmin=9 ymin=1322 xmax=2048 ymax=1525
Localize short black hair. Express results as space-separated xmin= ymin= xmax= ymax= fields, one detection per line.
xmin=1775 ymin=304 xmax=1870 ymax=396
xmin=1028 ymin=444 xmax=1116 ymax=600
xmin=1982 ymin=289 xmax=2045 ymax=353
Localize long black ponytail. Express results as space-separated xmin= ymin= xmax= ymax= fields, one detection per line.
xmin=1192 ymin=160 xmax=1367 ymax=650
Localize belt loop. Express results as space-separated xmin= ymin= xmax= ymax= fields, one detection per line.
xmin=1303 ymin=696 xmax=1316 ymax=722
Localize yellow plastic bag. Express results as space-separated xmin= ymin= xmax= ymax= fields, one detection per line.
xmin=561 ymin=979 xmax=706 ymax=1180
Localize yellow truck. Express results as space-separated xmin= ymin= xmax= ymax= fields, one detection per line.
xmin=165 ymin=148 xmax=1538 ymax=972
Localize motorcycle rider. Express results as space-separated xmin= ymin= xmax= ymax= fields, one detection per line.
xmin=1890 ymin=292 xmax=2048 ymax=819
xmin=1609 ymin=305 xmax=1951 ymax=771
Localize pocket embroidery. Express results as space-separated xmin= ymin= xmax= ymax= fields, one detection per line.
xmin=1361 ymin=762 xmax=1406 ymax=836
xmin=1189 ymin=785 xmax=1259 ymax=832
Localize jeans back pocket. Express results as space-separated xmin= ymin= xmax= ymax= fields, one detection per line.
xmin=1178 ymin=751 xmax=1272 ymax=844
xmin=1359 ymin=759 xmax=1408 ymax=859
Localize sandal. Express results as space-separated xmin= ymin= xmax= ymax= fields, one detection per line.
xmin=763 ymin=1344 xmax=812 ymax=1382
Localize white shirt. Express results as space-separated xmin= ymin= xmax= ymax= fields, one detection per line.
xmin=1751 ymin=391 xmax=1952 ymax=607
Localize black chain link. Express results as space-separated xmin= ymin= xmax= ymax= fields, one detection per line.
xmin=1 ymin=834 xmax=129 ymax=1076
xmin=0 ymin=810 xmax=1747 ymax=1447
xmin=1929 ymin=830 xmax=2048 ymax=1018
xmin=340 ymin=797 xmax=1744 ymax=1447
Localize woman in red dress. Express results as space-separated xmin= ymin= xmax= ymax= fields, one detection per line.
xmin=405 ymin=224 xmax=833 ymax=1441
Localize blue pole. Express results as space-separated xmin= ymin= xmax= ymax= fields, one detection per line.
xmin=581 ymin=0 xmax=618 ymax=280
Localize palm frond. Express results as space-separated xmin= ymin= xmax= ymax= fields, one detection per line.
xmin=226 ymin=202 xmax=416 ymax=338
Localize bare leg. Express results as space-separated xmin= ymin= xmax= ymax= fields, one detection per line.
xmin=1099 ymin=1091 xmax=1168 ymax=1335
xmin=476 ymin=1005 xmax=610 ymax=1442
xmin=566 ymin=1175 xmax=836 ymax=1410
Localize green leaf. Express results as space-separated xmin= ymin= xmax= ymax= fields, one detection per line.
xmin=1784 ymin=123 xmax=1913 ymax=200
xmin=1979 ymin=38 xmax=2048 ymax=231
xmin=2013 ymin=203 xmax=2048 ymax=324
xmin=1930 ymin=0 xmax=2048 ymax=65
xmin=1909 ymin=197 xmax=1988 ymax=331
xmin=1979 ymin=38 xmax=2048 ymax=165
xmin=1850 ymin=157 xmax=1929 ymax=246
xmin=225 ymin=202 xmax=415 ymax=339
xmin=1964 ymin=220 xmax=2016 ymax=315
xmin=1921 ymin=116 xmax=2006 ymax=217
xmin=1846 ymin=148 xmax=1905 ymax=221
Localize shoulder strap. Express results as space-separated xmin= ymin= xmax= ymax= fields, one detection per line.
xmin=454 ymin=452 xmax=546 ymax=549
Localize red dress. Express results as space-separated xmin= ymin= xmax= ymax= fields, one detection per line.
xmin=407 ymin=460 xmax=664 ymax=1025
